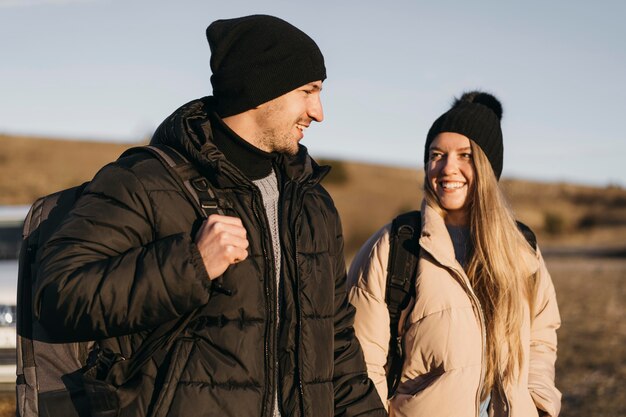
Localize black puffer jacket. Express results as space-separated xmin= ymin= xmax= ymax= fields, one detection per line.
xmin=35 ymin=97 xmax=385 ymax=417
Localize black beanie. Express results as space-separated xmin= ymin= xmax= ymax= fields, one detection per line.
xmin=206 ymin=14 xmax=327 ymax=117
xmin=424 ymin=91 xmax=504 ymax=179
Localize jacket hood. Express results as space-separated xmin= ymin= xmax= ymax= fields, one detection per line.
xmin=149 ymin=96 xmax=328 ymax=185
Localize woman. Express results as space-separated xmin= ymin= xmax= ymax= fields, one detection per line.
xmin=347 ymin=91 xmax=561 ymax=417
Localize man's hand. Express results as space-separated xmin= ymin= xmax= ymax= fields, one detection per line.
xmin=194 ymin=214 xmax=249 ymax=279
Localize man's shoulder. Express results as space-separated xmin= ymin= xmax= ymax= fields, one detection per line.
xmin=307 ymin=182 xmax=338 ymax=209
xmin=114 ymin=149 xmax=171 ymax=180
xmin=88 ymin=148 xmax=181 ymax=195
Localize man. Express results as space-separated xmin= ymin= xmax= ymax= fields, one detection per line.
xmin=34 ymin=14 xmax=386 ymax=417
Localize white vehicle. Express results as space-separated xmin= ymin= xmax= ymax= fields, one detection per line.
xmin=0 ymin=205 xmax=29 ymax=386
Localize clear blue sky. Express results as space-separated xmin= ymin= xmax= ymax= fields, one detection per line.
xmin=1 ymin=0 xmax=624 ymax=186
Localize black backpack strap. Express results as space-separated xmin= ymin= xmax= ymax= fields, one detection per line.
xmin=140 ymin=145 xmax=232 ymax=291
xmin=384 ymin=210 xmax=421 ymax=398
xmin=516 ymin=221 xmax=537 ymax=251
xmin=121 ymin=144 xmax=223 ymax=218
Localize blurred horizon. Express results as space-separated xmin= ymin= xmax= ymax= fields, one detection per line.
xmin=1 ymin=0 xmax=625 ymax=187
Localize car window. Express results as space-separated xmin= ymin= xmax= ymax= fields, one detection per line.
xmin=0 ymin=225 xmax=22 ymax=261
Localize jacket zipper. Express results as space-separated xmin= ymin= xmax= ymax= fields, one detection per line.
xmin=252 ymin=193 xmax=277 ymax=417
xmin=288 ymin=182 xmax=313 ymax=417
xmin=448 ymin=267 xmax=487 ymax=417
xmin=292 ymin=227 xmax=305 ymax=417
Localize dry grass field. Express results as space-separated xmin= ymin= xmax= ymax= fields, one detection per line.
xmin=319 ymin=159 xmax=626 ymax=258
xmin=548 ymin=256 xmax=626 ymax=417
xmin=1 ymin=134 xmax=625 ymax=416
xmin=0 ymin=134 xmax=135 ymax=205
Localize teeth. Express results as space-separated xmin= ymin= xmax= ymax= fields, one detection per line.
xmin=441 ymin=181 xmax=465 ymax=189
xmin=296 ymin=124 xmax=308 ymax=131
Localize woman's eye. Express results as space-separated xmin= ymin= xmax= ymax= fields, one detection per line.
xmin=461 ymin=153 xmax=472 ymax=159
xmin=430 ymin=152 xmax=443 ymax=161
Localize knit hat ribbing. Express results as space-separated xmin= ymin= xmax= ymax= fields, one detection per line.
xmin=206 ymin=14 xmax=327 ymax=117
xmin=424 ymin=91 xmax=504 ymax=179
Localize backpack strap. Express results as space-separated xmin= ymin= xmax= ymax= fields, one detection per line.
xmin=516 ymin=221 xmax=537 ymax=251
xmin=384 ymin=210 xmax=421 ymax=398
xmin=140 ymin=144 xmax=233 ymax=290
xmin=120 ymin=144 xmax=224 ymax=218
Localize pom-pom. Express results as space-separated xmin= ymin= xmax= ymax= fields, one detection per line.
xmin=454 ymin=90 xmax=503 ymax=120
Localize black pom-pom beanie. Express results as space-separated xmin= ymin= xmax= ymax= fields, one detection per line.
xmin=424 ymin=91 xmax=504 ymax=179
xmin=206 ymin=14 xmax=327 ymax=117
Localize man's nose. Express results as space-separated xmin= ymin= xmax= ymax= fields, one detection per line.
xmin=308 ymin=95 xmax=324 ymax=123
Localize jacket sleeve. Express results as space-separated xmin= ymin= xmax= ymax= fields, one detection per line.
xmin=331 ymin=215 xmax=387 ymax=417
xmin=347 ymin=225 xmax=392 ymax=407
xmin=528 ymin=248 xmax=562 ymax=416
xmin=34 ymin=161 xmax=211 ymax=341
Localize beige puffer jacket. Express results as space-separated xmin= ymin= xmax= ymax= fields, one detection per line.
xmin=348 ymin=203 xmax=561 ymax=417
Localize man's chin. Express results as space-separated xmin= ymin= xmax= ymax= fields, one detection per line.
xmin=277 ymin=143 xmax=300 ymax=156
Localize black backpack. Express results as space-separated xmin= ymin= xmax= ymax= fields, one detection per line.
xmin=16 ymin=144 xmax=221 ymax=417
xmin=383 ymin=210 xmax=537 ymax=398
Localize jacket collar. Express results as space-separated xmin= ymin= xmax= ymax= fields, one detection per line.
xmin=418 ymin=200 xmax=539 ymax=277
xmin=419 ymin=201 xmax=464 ymax=273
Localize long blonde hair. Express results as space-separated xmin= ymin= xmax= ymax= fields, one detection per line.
xmin=425 ymin=140 xmax=537 ymax=398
